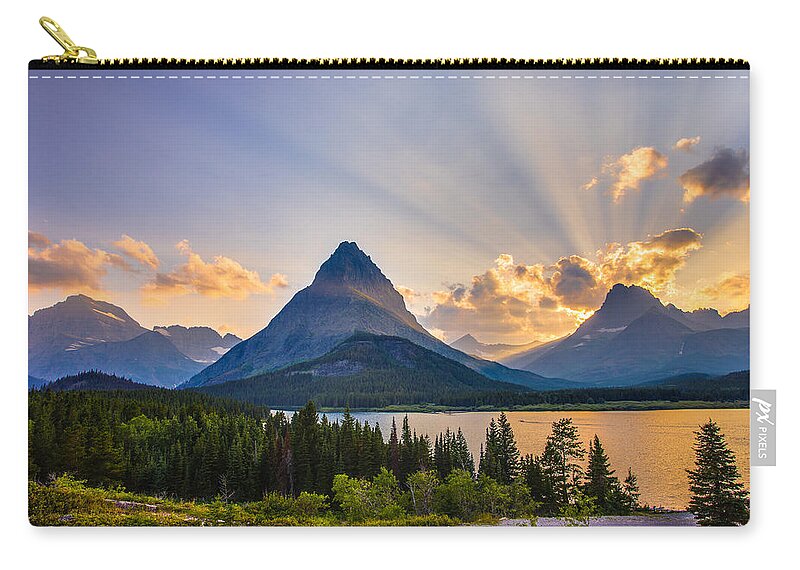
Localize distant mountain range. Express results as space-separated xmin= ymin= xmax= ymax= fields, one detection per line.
xmin=28 ymin=294 xmax=240 ymax=387
xmin=154 ymin=325 xmax=241 ymax=363
xmin=449 ymin=334 xmax=542 ymax=362
xmin=28 ymin=242 xmax=748 ymax=398
xmin=509 ymin=284 xmax=749 ymax=385
xmin=185 ymin=242 xmax=567 ymax=390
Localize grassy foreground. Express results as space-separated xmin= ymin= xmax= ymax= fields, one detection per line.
xmin=30 ymin=477 xmax=692 ymax=527
xmin=28 ymin=476 xmax=461 ymax=527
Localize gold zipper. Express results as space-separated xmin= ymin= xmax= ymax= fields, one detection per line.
xmin=34 ymin=16 xmax=748 ymax=70
xmin=39 ymin=17 xmax=98 ymax=65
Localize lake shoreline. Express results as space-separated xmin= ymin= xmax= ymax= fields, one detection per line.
xmin=293 ymin=400 xmax=749 ymax=414
xmin=500 ymin=511 xmax=699 ymax=527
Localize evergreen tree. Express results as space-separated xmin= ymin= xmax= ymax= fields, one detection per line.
xmin=398 ymin=415 xmax=414 ymax=482
xmin=338 ymin=408 xmax=358 ymax=476
xmin=495 ymin=412 xmax=520 ymax=484
xmin=453 ymin=428 xmax=475 ymax=476
xmin=291 ymin=401 xmax=321 ymax=494
xmin=479 ymin=414 xmax=520 ymax=484
xmin=478 ymin=418 xmax=499 ymax=480
xmin=388 ymin=417 xmax=400 ymax=476
xmin=687 ymin=419 xmax=749 ymax=526
xmin=620 ymin=467 xmax=640 ymax=513
xmin=521 ymin=453 xmax=552 ymax=513
xmin=583 ymin=434 xmax=619 ymax=512
xmin=540 ymin=418 xmax=585 ymax=510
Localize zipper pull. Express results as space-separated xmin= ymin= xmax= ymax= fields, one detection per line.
xmin=39 ymin=16 xmax=98 ymax=64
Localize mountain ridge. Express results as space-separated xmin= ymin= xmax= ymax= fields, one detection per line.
xmin=194 ymin=332 xmax=533 ymax=408
xmin=516 ymin=284 xmax=749 ymax=385
xmin=450 ymin=334 xmax=541 ymax=362
xmin=29 ymin=294 xmax=239 ymax=386
xmin=186 ymin=242 xmax=569 ymax=390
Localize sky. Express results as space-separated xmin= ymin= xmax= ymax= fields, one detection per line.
xmin=28 ymin=70 xmax=749 ymax=343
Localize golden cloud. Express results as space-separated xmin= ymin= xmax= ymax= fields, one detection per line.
xmin=700 ymin=272 xmax=750 ymax=305
xmin=598 ymin=228 xmax=703 ymax=292
xmin=424 ymin=228 xmax=703 ymax=343
xmin=680 ymin=148 xmax=749 ymax=203
xmin=29 ymin=235 xmax=131 ymax=293
xmin=113 ymin=234 xmax=160 ymax=270
xmin=674 ymin=136 xmax=701 ymax=152
xmin=143 ymin=240 xmax=287 ymax=301
xmin=585 ymin=147 xmax=669 ymax=202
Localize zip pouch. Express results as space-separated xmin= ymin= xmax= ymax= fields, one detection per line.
xmin=28 ymin=17 xmax=751 ymax=527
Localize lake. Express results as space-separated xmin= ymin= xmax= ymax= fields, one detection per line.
xmin=297 ymin=408 xmax=749 ymax=511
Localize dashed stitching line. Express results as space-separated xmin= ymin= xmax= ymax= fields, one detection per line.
xmin=30 ymin=74 xmax=751 ymax=80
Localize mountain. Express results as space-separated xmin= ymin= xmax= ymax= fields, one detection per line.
xmin=195 ymin=332 xmax=531 ymax=408
xmin=517 ymin=284 xmax=749 ymax=385
xmin=500 ymin=336 xmax=569 ymax=369
xmin=29 ymin=294 xmax=224 ymax=387
xmin=450 ymin=334 xmax=541 ymax=362
xmin=721 ymin=307 xmax=750 ymax=328
xmin=29 ymin=294 xmax=148 ymax=380
xmin=39 ymin=331 xmax=206 ymax=388
xmin=154 ymin=325 xmax=241 ymax=363
xmin=29 ymin=294 xmax=147 ymax=359
xmin=186 ymin=242 xmax=569 ymax=390
xmin=665 ymin=304 xmax=750 ymax=331
xmin=42 ymin=371 xmax=152 ymax=392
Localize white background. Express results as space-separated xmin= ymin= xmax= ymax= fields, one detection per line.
xmin=2 ymin=1 xmax=792 ymax=568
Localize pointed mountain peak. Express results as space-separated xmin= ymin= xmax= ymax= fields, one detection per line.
xmin=577 ymin=284 xmax=664 ymax=331
xmin=312 ymin=241 xmax=388 ymax=289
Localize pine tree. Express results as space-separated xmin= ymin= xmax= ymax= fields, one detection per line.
xmin=292 ymin=401 xmax=321 ymax=494
xmin=521 ymin=454 xmax=551 ymax=512
xmin=399 ymin=415 xmax=414 ymax=482
xmin=540 ymin=418 xmax=585 ymax=510
xmin=620 ymin=467 xmax=640 ymax=513
xmin=453 ymin=428 xmax=475 ymax=476
xmin=495 ymin=412 xmax=520 ymax=484
xmin=388 ymin=417 xmax=400 ymax=476
xmin=687 ymin=419 xmax=749 ymax=526
xmin=584 ymin=434 xmax=618 ymax=512
xmin=339 ymin=408 xmax=357 ymax=476
xmin=478 ymin=418 xmax=499 ymax=480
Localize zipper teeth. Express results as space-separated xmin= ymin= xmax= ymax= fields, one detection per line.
xmin=30 ymin=57 xmax=750 ymax=70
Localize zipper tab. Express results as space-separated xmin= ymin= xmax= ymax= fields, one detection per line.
xmin=39 ymin=16 xmax=98 ymax=65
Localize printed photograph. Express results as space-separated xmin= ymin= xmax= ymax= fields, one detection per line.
xmin=28 ymin=69 xmax=749 ymax=526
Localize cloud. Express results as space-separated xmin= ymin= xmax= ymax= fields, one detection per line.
xmin=674 ymin=136 xmax=701 ymax=152
xmin=581 ymin=177 xmax=599 ymax=191
xmin=597 ymin=228 xmax=703 ymax=292
xmin=143 ymin=240 xmax=287 ymax=301
xmin=113 ymin=235 xmax=160 ymax=270
xmin=28 ymin=231 xmax=51 ymax=249
xmin=424 ymin=228 xmax=703 ymax=343
xmin=29 ymin=236 xmax=130 ymax=293
xmin=585 ymin=147 xmax=669 ymax=202
xmin=679 ymin=148 xmax=749 ymax=203
xmin=700 ymin=272 xmax=750 ymax=304
xmin=549 ymin=255 xmax=606 ymax=310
